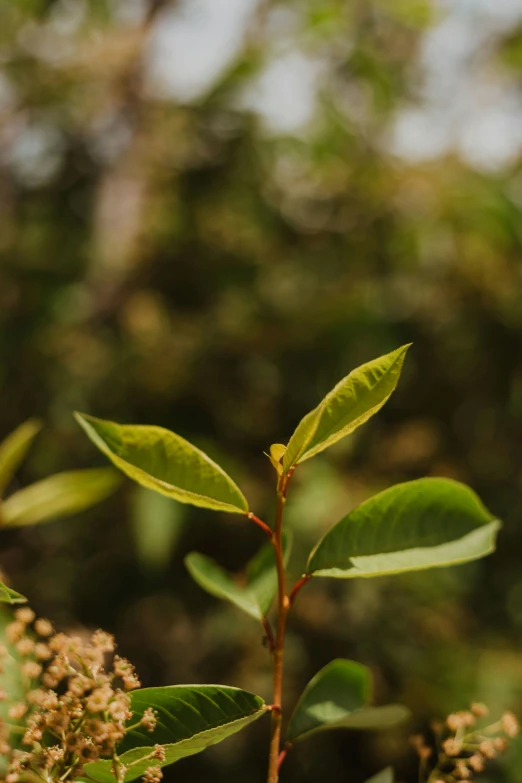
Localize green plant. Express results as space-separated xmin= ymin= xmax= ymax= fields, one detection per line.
xmin=66 ymin=344 xmax=501 ymax=782
xmin=0 ymin=420 xmax=121 ymax=604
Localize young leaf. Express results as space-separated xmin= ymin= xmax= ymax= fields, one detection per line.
xmin=75 ymin=413 xmax=248 ymax=514
xmin=308 ymin=478 xmax=500 ymax=579
xmin=0 ymin=419 xmax=42 ymax=497
xmin=84 ymin=685 xmax=267 ymax=782
xmin=0 ymin=580 xmax=27 ymax=604
xmin=185 ymin=533 xmax=291 ymax=620
xmin=0 ymin=468 xmax=120 ymax=528
xmin=283 ymin=345 xmax=411 ymax=471
xmin=265 ymin=443 xmax=286 ymax=475
xmin=286 ymin=659 xmax=409 ymax=742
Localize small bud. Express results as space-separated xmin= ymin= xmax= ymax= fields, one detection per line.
xmin=34 ymin=618 xmax=53 ymax=637
xmin=442 ymin=738 xmax=462 ymax=757
xmin=471 ymin=702 xmax=488 ymax=718
xmin=15 ymin=608 xmax=35 ymax=625
xmin=501 ymin=711 xmax=519 ymax=737
xmin=479 ymin=740 xmax=496 ymax=759
xmin=469 ymin=754 xmax=485 ymax=772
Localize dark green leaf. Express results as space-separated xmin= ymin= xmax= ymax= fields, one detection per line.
xmin=1 ymin=468 xmax=120 ymax=527
xmin=0 ymin=419 xmax=42 ymax=497
xmin=283 ymin=345 xmax=411 ymax=471
xmin=84 ymin=685 xmax=266 ymax=782
xmin=308 ymin=478 xmax=500 ymax=579
xmin=75 ymin=413 xmax=248 ymax=514
xmin=287 ymin=660 xmax=409 ymax=742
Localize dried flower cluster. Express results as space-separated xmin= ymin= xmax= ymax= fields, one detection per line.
xmin=0 ymin=608 xmax=163 ymax=783
xmin=411 ymin=702 xmax=519 ymax=783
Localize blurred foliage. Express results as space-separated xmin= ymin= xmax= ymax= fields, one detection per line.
xmin=1 ymin=0 xmax=522 ymax=781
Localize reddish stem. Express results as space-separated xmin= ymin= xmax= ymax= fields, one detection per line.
xmin=289 ymin=574 xmax=312 ymax=606
xmin=277 ymin=747 xmax=289 ymax=771
xmin=266 ymin=468 xmax=295 ymax=783
xmin=262 ymin=617 xmax=275 ymax=653
xmin=247 ymin=512 xmax=274 ymax=539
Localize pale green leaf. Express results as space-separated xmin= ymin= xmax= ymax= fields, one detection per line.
xmin=0 ymin=580 xmax=27 ymax=604
xmin=0 ymin=419 xmax=42 ymax=497
xmin=308 ymin=478 xmax=500 ymax=579
xmin=283 ymin=345 xmax=411 ymax=470
xmin=84 ymin=685 xmax=266 ymax=782
xmin=185 ymin=552 xmax=261 ymax=619
xmin=75 ymin=413 xmax=248 ymax=514
xmin=287 ymin=659 xmax=407 ymax=742
xmin=1 ymin=468 xmax=120 ymax=528
xmin=185 ymin=533 xmax=291 ymax=619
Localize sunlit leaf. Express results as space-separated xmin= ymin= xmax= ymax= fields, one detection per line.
xmin=185 ymin=533 xmax=291 ymax=619
xmin=283 ymin=345 xmax=411 ymax=471
xmin=75 ymin=413 xmax=248 ymax=514
xmin=287 ymin=659 xmax=408 ymax=742
xmin=270 ymin=444 xmax=286 ymax=463
xmin=308 ymin=478 xmax=500 ymax=579
xmin=265 ymin=443 xmax=286 ymax=475
xmin=1 ymin=468 xmax=120 ymax=527
xmin=0 ymin=581 xmax=26 ymax=604
xmin=84 ymin=685 xmax=267 ymax=782
xmin=0 ymin=419 xmax=42 ymax=497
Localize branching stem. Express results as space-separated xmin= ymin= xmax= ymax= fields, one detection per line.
xmin=247 ymin=511 xmax=274 ymax=539
xmin=266 ymin=469 xmax=293 ymax=783
xmin=289 ymin=574 xmax=311 ymax=606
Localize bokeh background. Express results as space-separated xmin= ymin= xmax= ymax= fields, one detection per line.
xmin=2 ymin=0 xmax=522 ymax=780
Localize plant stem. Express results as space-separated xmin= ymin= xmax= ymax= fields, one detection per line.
xmin=289 ymin=574 xmax=311 ymax=606
xmin=267 ymin=472 xmax=292 ymax=783
xmin=247 ymin=511 xmax=274 ymax=539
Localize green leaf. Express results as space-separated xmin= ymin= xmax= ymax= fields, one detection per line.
xmin=185 ymin=533 xmax=291 ymax=619
xmin=287 ymin=659 xmax=409 ymax=742
xmin=0 ymin=419 xmax=42 ymax=497
xmin=0 ymin=468 xmax=120 ymax=528
xmin=84 ymin=685 xmax=266 ymax=782
xmin=185 ymin=552 xmax=261 ymax=619
xmin=308 ymin=478 xmax=500 ymax=579
xmin=283 ymin=345 xmax=411 ymax=471
xmin=365 ymin=768 xmax=394 ymax=783
xmin=75 ymin=413 xmax=248 ymax=514
xmin=246 ymin=531 xmax=292 ymax=616
xmin=0 ymin=580 xmax=27 ymax=604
